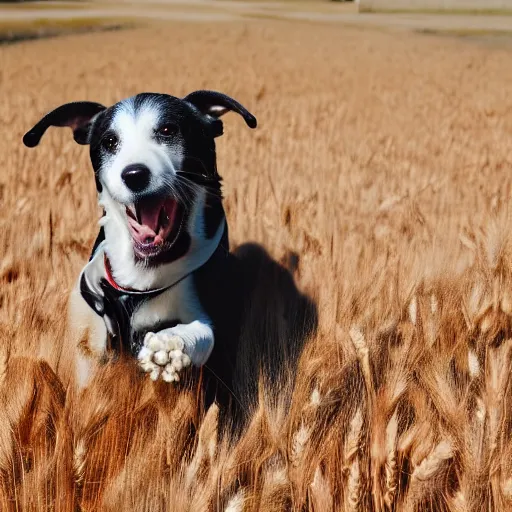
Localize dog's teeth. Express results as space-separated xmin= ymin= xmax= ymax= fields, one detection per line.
xmin=153 ymin=350 xmax=169 ymax=365
xmin=157 ymin=206 xmax=171 ymax=231
xmin=125 ymin=204 xmax=137 ymax=221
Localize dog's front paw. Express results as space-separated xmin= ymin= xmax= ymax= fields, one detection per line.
xmin=138 ymin=332 xmax=191 ymax=383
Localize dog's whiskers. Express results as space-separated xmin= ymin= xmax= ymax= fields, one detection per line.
xmin=160 ymin=176 xmax=192 ymax=210
xmin=175 ymin=174 xmax=222 ymax=203
xmin=177 ymin=170 xmax=220 ymax=184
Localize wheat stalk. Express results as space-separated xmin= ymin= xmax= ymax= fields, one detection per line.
xmin=290 ymin=422 xmax=310 ymax=468
xmin=344 ymin=408 xmax=364 ymax=511
xmin=383 ymin=409 xmax=398 ymax=509
xmin=0 ymin=345 xmax=10 ymax=391
xmin=73 ymin=438 xmax=87 ymax=486
xmin=413 ymin=439 xmax=453 ymax=482
xmin=310 ymin=465 xmax=333 ymax=512
xmin=448 ymin=491 xmax=469 ymax=512
xmin=346 ymin=456 xmax=361 ymax=512
xmin=224 ymin=489 xmax=245 ymax=512
xmin=185 ymin=403 xmax=219 ymax=490
xmin=405 ymin=438 xmax=454 ymax=508
xmin=349 ymin=327 xmax=375 ymax=405
xmin=258 ymin=456 xmax=290 ymax=512
xmin=468 ymin=349 xmax=480 ymax=379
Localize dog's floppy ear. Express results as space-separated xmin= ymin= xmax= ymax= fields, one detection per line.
xmin=23 ymin=101 xmax=107 ymax=148
xmin=183 ymin=90 xmax=257 ymax=137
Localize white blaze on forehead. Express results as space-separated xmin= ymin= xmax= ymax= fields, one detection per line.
xmin=100 ymin=97 xmax=184 ymax=204
xmin=113 ymin=99 xmax=161 ymax=148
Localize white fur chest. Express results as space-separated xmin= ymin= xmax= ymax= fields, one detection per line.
xmin=130 ymin=275 xmax=206 ymax=332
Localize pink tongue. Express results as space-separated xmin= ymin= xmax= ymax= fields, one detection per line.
xmin=138 ymin=197 xmax=166 ymax=234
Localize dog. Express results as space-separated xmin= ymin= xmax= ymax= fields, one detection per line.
xmin=23 ymin=90 xmax=257 ymax=406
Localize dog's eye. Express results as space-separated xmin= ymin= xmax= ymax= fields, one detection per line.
xmin=102 ymin=134 xmax=119 ymax=152
xmin=157 ymin=124 xmax=178 ymax=137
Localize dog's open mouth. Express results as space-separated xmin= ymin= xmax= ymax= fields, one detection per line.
xmin=126 ymin=196 xmax=184 ymax=259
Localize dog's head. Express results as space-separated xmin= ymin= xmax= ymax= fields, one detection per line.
xmin=24 ymin=91 xmax=256 ymax=287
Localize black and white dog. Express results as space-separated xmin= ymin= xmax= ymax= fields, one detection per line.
xmin=23 ymin=91 xmax=256 ymax=398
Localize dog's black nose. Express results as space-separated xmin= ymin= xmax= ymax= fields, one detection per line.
xmin=121 ymin=164 xmax=151 ymax=192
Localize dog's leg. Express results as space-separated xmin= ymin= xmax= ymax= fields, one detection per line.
xmin=62 ymin=278 xmax=108 ymax=390
xmin=137 ymin=319 xmax=214 ymax=382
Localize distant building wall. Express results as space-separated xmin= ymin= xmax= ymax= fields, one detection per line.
xmin=359 ymin=0 xmax=512 ymax=11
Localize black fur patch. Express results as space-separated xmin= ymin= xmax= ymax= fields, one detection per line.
xmin=89 ymin=105 xmax=118 ymax=174
xmin=151 ymin=231 xmax=191 ymax=266
xmin=90 ymin=227 xmax=106 ymax=261
xmin=80 ymin=273 xmax=104 ymax=316
xmin=203 ymin=195 xmax=225 ymax=240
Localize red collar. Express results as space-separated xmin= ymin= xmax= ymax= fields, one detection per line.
xmin=103 ymin=254 xmax=190 ymax=296
xmin=104 ymin=254 xmax=137 ymax=293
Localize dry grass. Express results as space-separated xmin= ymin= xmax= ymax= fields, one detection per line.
xmin=1 ymin=17 xmax=512 ymax=511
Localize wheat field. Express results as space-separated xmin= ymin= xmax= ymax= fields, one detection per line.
xmin=1 ymin=17 xmax=512 ymax=511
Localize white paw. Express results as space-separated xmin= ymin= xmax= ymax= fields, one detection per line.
xmin=138 ymin=331 xmax=191 ymax=382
